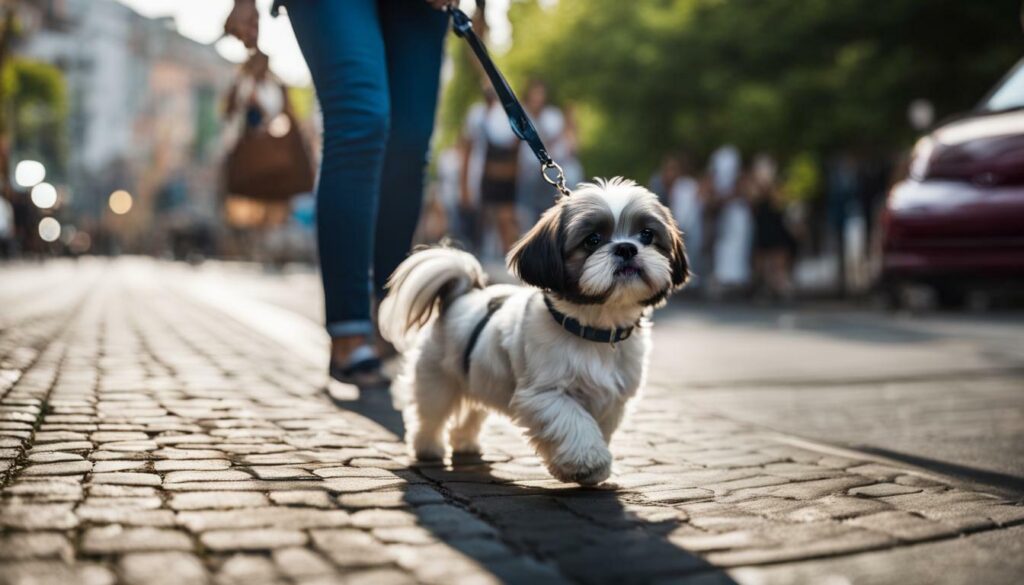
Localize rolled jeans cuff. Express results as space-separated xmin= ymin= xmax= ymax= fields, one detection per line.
xmin=327 ymin=320 xmax=374 ymax=338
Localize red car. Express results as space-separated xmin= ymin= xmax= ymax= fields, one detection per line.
xmin=881 ymin=59 xmax=1024 ymax=305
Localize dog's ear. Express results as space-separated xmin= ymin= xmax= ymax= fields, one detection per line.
xmin=660 ymin=208 xmax=690 ymax=289
xmin=669 ymin=224 xmax=690 ymax=288
xmin=507 ymin=205 xmax=566 ymax=293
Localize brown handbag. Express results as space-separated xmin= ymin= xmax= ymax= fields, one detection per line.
xmin=225 ymin=84 xmax=314 ymax=201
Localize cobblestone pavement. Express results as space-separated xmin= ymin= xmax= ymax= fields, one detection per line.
xmin=1 ymin=259 xmax=1023 ymax=585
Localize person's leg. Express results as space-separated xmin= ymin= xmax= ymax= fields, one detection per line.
xmin=286 ymin=0 xmax=389 ymax=347
xmin=372 ymin=0 xmax=449 ymax=300
xmin=495 ymin=204 xmax=520 ymax=253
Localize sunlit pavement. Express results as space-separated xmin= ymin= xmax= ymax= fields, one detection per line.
xmin=1 ymin=258 xmax=1023 ymax=585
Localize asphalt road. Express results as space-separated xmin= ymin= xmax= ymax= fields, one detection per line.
xmin=650 ymin=302 xmax=1024 ymax=497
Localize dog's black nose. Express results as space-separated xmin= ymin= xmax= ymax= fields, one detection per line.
xmin=613 ymin=242 xmax=638 ymax=260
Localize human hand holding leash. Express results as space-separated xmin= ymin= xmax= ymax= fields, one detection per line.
xmin=225 ymin=0 xmax=259 ymax=49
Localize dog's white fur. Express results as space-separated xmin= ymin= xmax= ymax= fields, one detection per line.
xmin=379 ymin=178 xmax=687 ymax=485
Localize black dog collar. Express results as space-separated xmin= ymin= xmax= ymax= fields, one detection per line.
xmin=543 ymin=295 xmax=637 ymax=345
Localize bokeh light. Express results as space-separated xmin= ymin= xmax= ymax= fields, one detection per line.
xmin=109 ymin=190 xmax=133 ymax=215
xmin=38 ymin=217 xmax=61 ymax=242
xmin=15 ymin=160 xmax=46 ymax=188
xmin=31 ymin=182 xmax=58 ymax=209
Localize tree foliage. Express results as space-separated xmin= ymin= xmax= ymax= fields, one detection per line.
xmin=7 ymin=57 xmax=68 ymax=177
xmin=441 ymin=0 xmax=1022 ymax=181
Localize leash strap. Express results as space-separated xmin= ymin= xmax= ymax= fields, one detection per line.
xmin=448 ymin=6 xmax=570 ymax=198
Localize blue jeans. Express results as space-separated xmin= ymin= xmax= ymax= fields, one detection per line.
xmin=284 ymin=0 xmax=448 ymax=338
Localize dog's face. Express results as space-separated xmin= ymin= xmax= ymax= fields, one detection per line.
xmin=508 ymin=178 xmax=689 ymax=308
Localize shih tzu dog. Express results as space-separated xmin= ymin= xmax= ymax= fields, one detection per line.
xmin=379 ymin=178 xmax=688 ymax=485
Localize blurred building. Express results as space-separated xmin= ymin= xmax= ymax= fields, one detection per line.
xmin=17 ymin=0 xmax=235 ymax=253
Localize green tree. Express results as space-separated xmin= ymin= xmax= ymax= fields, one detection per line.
xmin=8 ymin=57 xmax=68 ymax=176
xmin=443 ymin=0 xmax=1022 ymax=182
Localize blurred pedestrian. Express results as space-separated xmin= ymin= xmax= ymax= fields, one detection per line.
xmin=458 ymin=88 xmax=497 ymax=253
xmin=515 ymin=80 xmax=568 ymax=227
xmin=478 ymin=94 xmax=521 ymax=255
xmin=225 ymin=0 xmax=452 ymax=385
xmin=222 ymin=50 xmax=312 ymax=264
xmin=667 ymin=152 xmax=703 ymax=285
xmin=750 ymin=154 xmax=795 ymax=300
xmin=649 ymin=154 xmax=682 ymax=207
xmin=0 ymin=191 xmax=13 ymax=259
xmin=707 ymin=144 xmax=753 ymax=294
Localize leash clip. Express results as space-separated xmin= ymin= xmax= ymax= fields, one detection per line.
xmin=542 ymin=161 xmax=571 ymax=198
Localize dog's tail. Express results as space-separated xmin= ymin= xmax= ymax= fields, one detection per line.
xmin=378 ymin=247 xmax=486 ymax=351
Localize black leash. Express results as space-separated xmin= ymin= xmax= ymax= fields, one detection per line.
xmin=448 ymin=6 xmax=570 ymax=199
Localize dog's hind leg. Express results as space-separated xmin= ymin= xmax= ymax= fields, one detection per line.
xmin=449 ymin=404 xmax=488 ymax=456
xmin=404 ymin=356 xmax=459 ymax=461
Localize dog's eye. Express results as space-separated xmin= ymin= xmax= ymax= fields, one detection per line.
xmin=584 ymin=233 xmax=602 ymax=249
xmin=639 ymin=229 xmax=655 ymax=246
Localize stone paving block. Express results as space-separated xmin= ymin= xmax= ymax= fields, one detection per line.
xmin=849 ymin=482 xmax=923 ymax=497
xmin=0 ymin=502 xmax=79 ymax=529
xmin=338 ymin=568 xmax=417 ymax=585
xmin=169 ymin=491 xmax=271 ymax=511
xmin=21 ymin=460 xmax=93 ymax=476
xmin=26 ymin=451 xmax=84 ymax=463
xmin=177 ymin=507 xmax=351 ymax=531
xmin=215 ymin=554 xmax=281 ymax=585
xmin=668 ymin=529 xmax=762 ymax=551
xmin=82 ymin=495 xmax=163 ymax=510
xmin=77 ymin=506 xmax=177 ymax=526
xmin=91 ymin=431 xmax=149 ymax=443
xmin=414 ymin=503 xmax=500 ymax=538
xmin=272 ymin=547 xmax=336 ymax=579
xmin=5 ymin=478 xmax=83 ymax=502
xmin=643 ymin=487 xmax=714 ymax=504
xmin=89 ymin=472 xmax=162 ymax=486
xmin=163 ymin=470 xmax=253 ymax=483
xmin=154 ymin=448 xmax=226 ymax=460
xmin=28 ymin=440 xmax=93 ymax=452
xmin=350 ymin=508 xmax=419 ymax=528
xmin=0 ymin=561 xmax=116 ymax=585
xmin=724 ymin=476 xmax=875 ymax=502
xmin=0 ymin=532 xmax=73 ymax=561
xmin=312 ymin=466 xmax=399 ymax=479
xmin=88 ymin=484 xmax=158 ymax=497
xmin=321 ymin=477 xmax=408 ymax=493
xmin=88 ymin=450 xmax=152 ymax=461
xmin=154 ymin=459 xmax=231 ymax=472
xmin=202 ymin=529 xmax=308 ymax=551
xmin=268 ymin=490 xmax=335 ymax=508
xmin=35 ymin=431 xmax=87 ymax=443
xmin=248 ymin=466 xmax=316 ymax=480
xmin=92 ymin=460 xmax=147 ymax=473
xmin=163 ymin=480 xmax=330 ymax=492
xmin=776 ymin=495 xmax=892 ymax=522
xmin=847 ymin=510 xmax=960 ymax=541
xmin=309 ymin=529 xmax=393 ymax=567
xmin=120 ymin=552 xmax=209 ymax=585
xmin=81 ymin=526 xmax=193 ymax=554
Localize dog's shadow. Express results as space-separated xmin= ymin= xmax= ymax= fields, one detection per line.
xmin=332 ymin=388 xmax=738 ymax=585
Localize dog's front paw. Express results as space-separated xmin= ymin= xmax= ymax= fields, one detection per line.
xmin=550 ymin=446 xmax=613 ymax=486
